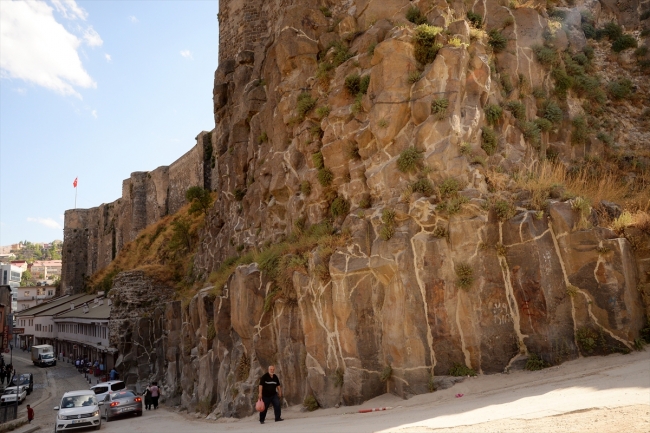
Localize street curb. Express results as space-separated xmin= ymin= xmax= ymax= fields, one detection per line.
xmin=0 ymin=416 xmax=27 ymax=433
xmin=14 ymin=424 xmax=39 ymax=433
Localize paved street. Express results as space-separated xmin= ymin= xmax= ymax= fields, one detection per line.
xmin=5 ymin=349 xmax=649 ymax=433
xmin=7 ymin=348 xmax=91 ymax=432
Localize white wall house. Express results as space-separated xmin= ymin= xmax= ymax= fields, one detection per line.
xmin=16 ymin=286 xmax=57 ymax=312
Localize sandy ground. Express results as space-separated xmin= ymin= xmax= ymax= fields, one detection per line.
xmin=13 ymin=350 xmax=649 ymax=433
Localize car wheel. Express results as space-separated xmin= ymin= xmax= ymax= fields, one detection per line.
xmin=137 ymin=411 xmax=142 ymax=416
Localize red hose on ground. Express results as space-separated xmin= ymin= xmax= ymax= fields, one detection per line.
xmin=358 ymin=407 xmax=393 ymax=413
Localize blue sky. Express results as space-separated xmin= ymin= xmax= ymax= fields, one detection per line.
xmin=0 ymin=0 xmax=219 ymax=246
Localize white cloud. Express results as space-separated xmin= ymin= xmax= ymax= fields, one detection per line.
xmin=27 ymin=217 xmax=63 ymax=230
xmin=81 ymin=25 xmax=102 ymax=47
xmin=50 ymin=0 xmax=87 ymax=21
xmin=180 ymin=50 xmax=193 ymax=60
xmin=128 ymin=15 xmax=138 ymax=23
xmin=104 ymin=53 xmax=112 ymax=62
xmin=91 ymin=109 xmax=97 ymax=118
xmin=13 ymin=88 xmax=27 ymax=94
xmin=0 ymin=0 xmax=97 ymax=98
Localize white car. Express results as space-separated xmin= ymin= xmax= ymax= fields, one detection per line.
xmin=0 ymin=386 xmax=27 ymax=405
xmin=54 ymin=390 xmax=101 ymax=432
xmin=90 ymin=380 xmax=126 ymax=403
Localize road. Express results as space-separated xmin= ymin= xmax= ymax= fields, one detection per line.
xmin=7 ymin=349 xmax=650 ymax=433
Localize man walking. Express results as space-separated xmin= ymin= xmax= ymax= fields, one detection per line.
xmin=258 ymin=365 xmax=283 ymax=424
xmin=27 ymin=405 xmax=34 ymax=424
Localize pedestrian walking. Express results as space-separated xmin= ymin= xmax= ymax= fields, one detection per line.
xmin=0 ymin=367 xmax=5 ymax=385
xmin=27 ymin=405 xmax=34 ymax=423
xmin=258 ymin=365 xmax=283 ymax=424
xmin=150 ymin=382 xmax=160 ymax=409
xmin=143 ymin=384 xmax=152 ymax=410
xmin=109 ymin=368 xmax=118 ymax=381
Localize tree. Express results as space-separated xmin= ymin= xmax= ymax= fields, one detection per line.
xmin=185 ymin=186 xmax=213 ymax=216
xmin=20 ymin=270 xmax=33 ymax=287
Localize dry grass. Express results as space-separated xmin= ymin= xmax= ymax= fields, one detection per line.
xmin=88 ymin=199 xmax=208 ymax=294
xmin=514 ymin=161 xmax=647 ymax=212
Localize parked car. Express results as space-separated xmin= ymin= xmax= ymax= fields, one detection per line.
xmin=10 ymin=373 xmax=34 ymax=395
xmin=53 ymin=390 xmax=101 ymax=432
xmin=100 ymin=390 xmax=142 ymax=421
xmin=0 ymin=386 xmax=27 ymax=405
xmin=90 ymin=380 xmax=126 ymax=402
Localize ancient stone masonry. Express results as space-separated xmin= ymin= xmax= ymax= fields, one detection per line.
xmin=77 ymin=0 xmax=650 ymax=420
xmin=61 ymin=132 xmax=210 ymax=292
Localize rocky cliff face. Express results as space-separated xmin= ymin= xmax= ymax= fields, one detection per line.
xmin=74 ymin=0 xmax=650 ymax=419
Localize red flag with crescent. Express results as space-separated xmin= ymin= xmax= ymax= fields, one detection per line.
xmin=73 ymin=177 xmax=78 ymax=188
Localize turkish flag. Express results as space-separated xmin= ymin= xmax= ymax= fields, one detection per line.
xmin=73 ymin=177 xmax=78 ymax=188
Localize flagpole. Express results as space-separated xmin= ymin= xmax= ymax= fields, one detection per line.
xmin=75 ymin=177 xmax=77 ymax=209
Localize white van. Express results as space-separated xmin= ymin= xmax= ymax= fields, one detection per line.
xmin=54 ymin=390 xmax=101 ymax=432
xmin=90 ymin=380 xmax=126 ymax=402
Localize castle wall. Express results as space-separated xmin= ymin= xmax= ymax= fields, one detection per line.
xmin=62 ymin=134 xmax=212 ymax=292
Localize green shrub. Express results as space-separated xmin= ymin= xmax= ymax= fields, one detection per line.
xmin=316 ymin=106 xmax=331 ymax=119
xmin=345 ymin=73 xmax=362 ymax=95
xmin=519 ymin=120 xmax=541 ymax=144
xmin=582 ymin=23 xmax=596 ymax=39
xmin=525 ymin=354 xmax=549 ymax=371
xmin=310 ymin=124 xmax=323 ymax=139
xmin=449 ymin=363 xmax=477 ymax=376
xmin=533 ymin=45 xmax=559 ymax=66
xmin=379 ymin=224 xmax=395 ymax=241
xmin=331 ymin=41 xmax=353 ymax=67
xmin=297 ymin=92 xmax=317 ymax=119
xmin=467 ymin=11 xmax=483 ymax=28
xmin=542 ymin=100 xmax=563 ymax=124
xmin=408 ymin=70 xmax=422 ymax=83
xmin=312 ymin=151 xmax=324 ymax=169
xmin=359 ymin=75 xmax=370 ymax=94
xmin=608 ymin=78 xmax=633 ymax=100
xmin=438 ymin=195 xmax=469 ymax=215
xmin=410 ymin=178 xmax=435 ymax=196
xmin=406 ymin=6 xmax=428 ymax=25
xmin=359 ymin=195 xmax=372 ymax=209
xmin=488 ymin=29 xmax=507 ymax=52
xmin=635 ymin=46 xmax=649 ymax=57
xmin=319 ymin=6 xmax=332 ymax=18
xmin=258 ymin=132 xmax=268 ymax=143
xmin=551 ymin=68 xmax=573 ymax=97
xmin=431 ymin=98 xmax=449 ymax=116
xmin=397 ymin=147 xmax=424 ymax=173
xmin=500 ymin=73 xmax=514 ymax=95
xmin=439 ymin=178 xmax=460 ymax=198
xmin=303 ymin=395 xmax=319 ymax=411
xmin=346 ymin=143 xmax=361 ymax=160
xmin=602 ymin=22 xmax=623 ymax=40
xmin=481 ymin=126 xmax=498 ymax=156
xmin=612 ymin=35 xmax=638 ymax=53
xmin=380 ymin=364 xmax=393 ymax=382
xmin=300 ymin=181 xmax=311 ymax=196
xmin=351 ymin=94 xmax=363 ymax=115
xmin=534 ymin=117 xmax=553 ymax=132
xmin=330 ymin=197 xmax=350 ymax=218
xmin=317 ymin=168 xmax=333 ymax=187
xmin=484 ymin=104 xmax=503 ymax=125
xmin=576 ymin=327 xmax=600 ymax=354
xmin=413 ymin=24 xmax=443 ymax=64
xmin=571 ymin=116 xmax=588 ymax=145
xmin=494 ymin=200 xmax=515 ymax=221
xmin=505 ymin=100 xmax=526 ymax=120
xmin=548 ymin=9 xmax=566 ymax=21
xmin=455 ymin=262 xmax=474 ymax=289
xmin=532 ymin=86 xmax=546 ymax=99
xmin=382 ymin=208 xmax=396 ymax=225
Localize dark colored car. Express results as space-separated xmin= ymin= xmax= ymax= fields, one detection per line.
xmin=100 ymin=390 xmax=142 ymax=421
xmin=10 ymin=373 xmax=34 ymax=395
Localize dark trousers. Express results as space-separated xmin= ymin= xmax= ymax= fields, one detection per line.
xmin=152 ymin=396 xmax=159 ymax=409
xmin=259 ymin=394 xmax=281 ymax=422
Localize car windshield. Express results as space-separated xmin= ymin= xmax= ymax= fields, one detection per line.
xmin=41 ymin=354 xmax=54 ymax=359
xmin=110 ymin=391 xmax=135 ymax=399
xmin=13 ymin=376 xmax=28 ymax=385
xmin=3 ymin=388 xmax=19 ymax=395
xmin=92 ymin=386 xmax=109 ymax=394
xmin=61 ymin=395 xmax=97 ymax=408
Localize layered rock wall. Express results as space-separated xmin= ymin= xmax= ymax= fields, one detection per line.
xmin=86 ymin=0 xmax=649 ymax=419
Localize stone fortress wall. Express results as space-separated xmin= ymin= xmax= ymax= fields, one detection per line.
xmin=61 ymin=132 xmax=210 ymax=293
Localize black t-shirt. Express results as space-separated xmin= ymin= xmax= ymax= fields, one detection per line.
xmin=259 ymin=373 xmax=281 ymax=397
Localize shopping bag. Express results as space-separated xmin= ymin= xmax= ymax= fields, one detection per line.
xmin=255 ymin=399 xmax=265 ymax=412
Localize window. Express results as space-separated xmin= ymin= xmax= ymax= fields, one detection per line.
xmin=24 ymin=291 xmax=30 ymax=296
